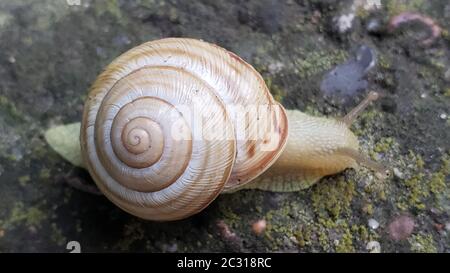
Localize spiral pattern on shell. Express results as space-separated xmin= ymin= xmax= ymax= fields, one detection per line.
xmin=81 ymin=38 xmax=288 ymax=221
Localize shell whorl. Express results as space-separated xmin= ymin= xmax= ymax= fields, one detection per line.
xmin=81 ymin=38 xmax=288 ymax=220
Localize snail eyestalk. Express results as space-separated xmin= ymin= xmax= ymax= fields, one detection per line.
xmin=342 ymin=91 xmax=379 ymax=126
xmin=338 ymin=91 xmax=390 ymax=179
xmin=336 ymin=147 xmax=391 ymax=179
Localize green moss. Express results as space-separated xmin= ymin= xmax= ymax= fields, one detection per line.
xmin=314 ymin=219 xmax=358 ymax=252
xmin=444 ymin=88 xmax=450 ymax=97
xmin=384 ymin=0 xmax=425 ymax=16
xmin=378 ymin=54 xmax=392 ymax=70
xmin=94 ymin=0 xmax=124 ymax=23
xmin=396 ymin=153 xmax=449 ymax=211
xmin=363 ymin=203 xmax=374 ymax=215
xmin=355 ymin=7 xmax=369 ymax=19
xmin=374 ymin=137 xmax=395 ymax=153
xmin=375 ymin=71 xmax=396 ymax=89
xmin=31 ymin=144 xmax=48 ymax=162
xmin=294 ymin=49 xmax=347 ymax=79
xmin=309 ymin=179 xmax=375 ymax=252
xmin=5 ymin=154 xmax=19 ymax=163
xmin=39 ymin=168 xmax=51 ymax=180
xmin=430 ymin=156 xmax=449 ymax=194
xmin=138 ymin=0 xmax=165 ymax=9
xmin=384 ymin=0 xmax=402 ymax=15
xmin=0 ymin=11 xmax=13 ymax=28
xmin=260 ymin=199 xmax=314 ymax=250
xmin=311 ymin=177 xmax=355 ymax=219
xmin=355 ymin=110 xmax=383 ymax=136
xmin=0 ymin=95 xmax=25 ymax=122
xmin=415 ymin=153 xmax=425 ymax=169
xmin=294 ymin=225 xmax=313 ymax=248
xmin=409 ymin=234 xmax=437 ymax=253
xmin=378 ymin=189 xmax=387 ymax=201
xmin=18 ymin=175 xmax=31 ymax=187
xmin=418 ymin=68 xmax=433 ymax=80
xmin=290 ymin=21 xmax=307 ymax=33
xmin=254 ymin=204 xmax=263 ymax=214
xmin=1 ymin=202 xmax=47 ymax=229
xmin=50 ymin=223 xmax=66 ymax=246
xmin=335 ymin=229 xmax=355 ymax=253
xmin=219 ymin=206 xmax=241 ymax=228
xmin=402 ymin=173 xmax=427 ymax=210
xmin=429 ymin=59 xmax=446 ymax=72
xmin=264 ymin=204 xmax=294 ymax=244
xmin=430 ymin=171 xmax=446 ymax=194
xmin=353 ymin=225 xmax=370 ymax=242
xmin=265 ymin=77 xmax=285 ymax=102
xmin=317 ymin=217 xmax=336 ymax=229
xmin=442 ymin=29 xmax=450 ymax=42
xmin=319 ymin=232 xmax=331 ymax=251
xmin=168 ymin=7 xmax=179 ymax=23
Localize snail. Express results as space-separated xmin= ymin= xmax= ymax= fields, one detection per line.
xmin=51 ymin=38 xmax=389 ymax=221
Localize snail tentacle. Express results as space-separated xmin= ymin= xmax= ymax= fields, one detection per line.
xmin=341 ymin=91 xmax=379 ymax=127
xmin=334 ymin=147 xmax=390 ymax=179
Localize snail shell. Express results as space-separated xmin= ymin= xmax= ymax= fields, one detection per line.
xmin=81 ymin=38 xmax=288 ymax=221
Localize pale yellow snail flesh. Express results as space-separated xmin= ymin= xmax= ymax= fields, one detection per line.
xmin=80 ymin=38 xmax=387 ymax=221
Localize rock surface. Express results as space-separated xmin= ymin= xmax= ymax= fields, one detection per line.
xmin=0 ymin=0 xmax=449 ymax=252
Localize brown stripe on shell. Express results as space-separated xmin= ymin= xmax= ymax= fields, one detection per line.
xmin=98 ymin=38 xmax=287 ymax=188
xmin=82 ymin=61 xmax=236 ymax=220
xmin=81 ymin=38 xmax=288 ymax=220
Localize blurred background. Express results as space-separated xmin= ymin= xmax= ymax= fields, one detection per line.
xmin=0 ymin=0 xmax=448 ymax=252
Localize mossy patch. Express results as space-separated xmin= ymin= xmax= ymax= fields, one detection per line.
xmin=18 ymin=175 xmax=31 ymax=187
xmin=260 ymin=198 xmax=314 ymax=250
xmin=362 ymin=203 xmax=374 ymax=215
xmin=265 ymin=77 xmax=286 ymax=102
xmin=335 ymin=229 xmax=355 ymax=253
xmin=378 ymin=54 xmax=392 ymax=70
xmin=429 ymin=155 xmax=449 ymax=195
xmin=314 ymin=219 xmax=360 ymax=252
xmin=293 ymin=49 xmax=348 ymax=79
xmin=409 ymin=234 xmax=437 ymax=253
xmin=50 ymin=223 xmax=66 ymax=247
xmin=394 ymin=152 xmax=449 ymax=211
xmin=444 ymin=88 xmax=450 ymax=97
xmin=93 ymin=0 xmax=124 ymax=23
xmin=218 ymin=205 xmax=241 ymax=229
xmin=39 ymin=168 xmax=51 ymax=180
xmin=0 ymin=202 xmax=47 ymax=230
xmin=394 ymin=152 xmax=426 ymax=210
xmin=294 ymin=225 xmax=313 ymax=248
xmin=384 ymin=0 xmax=426 ymax=16
xmin=373 ymin=137 xmax=395 ymax=154
xmin=0 ymin=95 xmax=25 ymax=123
xmin=311 ymin=177 xmax=356 ymax=219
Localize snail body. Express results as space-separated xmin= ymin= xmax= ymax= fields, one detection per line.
xmin=80 ymin=38 xmax=386 ymax=221
xmin=235 ymin=110 xmax=359 ymax=192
